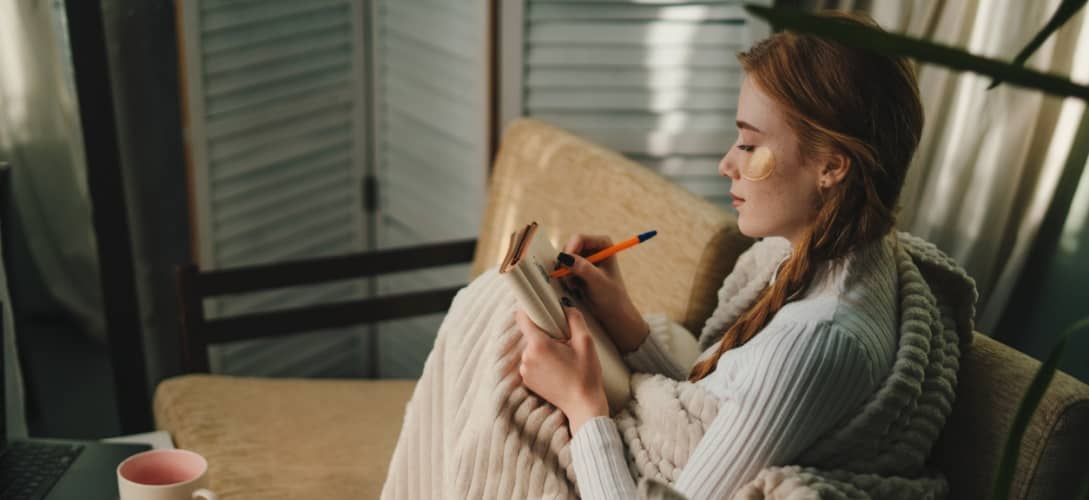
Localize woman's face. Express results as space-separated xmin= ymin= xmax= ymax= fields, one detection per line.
xmin=719 ymin=77 xmax=825 ymax=246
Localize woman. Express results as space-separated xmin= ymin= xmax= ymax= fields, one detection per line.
xmin=516 ymin=11 xmax=932 ymax=500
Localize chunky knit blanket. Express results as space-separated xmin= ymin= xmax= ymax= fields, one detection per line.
xmin=381 ymin=231 xmax=977 ymax=499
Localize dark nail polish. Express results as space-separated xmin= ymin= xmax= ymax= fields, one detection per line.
xmin=561 ymin=296 xmax=573 ymax=307
xmin=557 ymin=252 xmax=575 ymax=266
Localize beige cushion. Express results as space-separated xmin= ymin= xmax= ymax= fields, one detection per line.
xmin=931 ymin=333 xmax=1089 ymax=499
xmin=154 ymin=375 xmax=415 ymax=500
xmin=470 ymin=118 xmax=753 ymax=333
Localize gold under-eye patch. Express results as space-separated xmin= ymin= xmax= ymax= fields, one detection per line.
xmin=741 ymin=146 xmax=775 ymax=181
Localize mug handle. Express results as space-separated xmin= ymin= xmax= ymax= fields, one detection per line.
xmin=192 ymin=488 xmax=217 ymax=500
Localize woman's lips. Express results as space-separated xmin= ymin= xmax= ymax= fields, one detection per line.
xmin=730 ymin=192 xmax=745 ymax=207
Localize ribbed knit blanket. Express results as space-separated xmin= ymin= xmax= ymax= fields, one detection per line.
xmin=381 ymin=231 xmax=977 ymax=499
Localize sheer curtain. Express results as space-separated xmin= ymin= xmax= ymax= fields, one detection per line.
xmin=0 ymin=0 xmax=106 ymax=342
xmin=794 ymin=0 xmax=1089 ymax=335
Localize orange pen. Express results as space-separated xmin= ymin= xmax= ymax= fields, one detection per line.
xmin=550 ymin=230 xmax=657 ymax=279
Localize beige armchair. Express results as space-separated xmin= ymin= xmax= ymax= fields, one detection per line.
xmin=155 ymin=118 xmax=1089 ymax=499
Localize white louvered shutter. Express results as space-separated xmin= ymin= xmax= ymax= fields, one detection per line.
xmin=505 ymin=0 xmax=772 ymax=212
xmin=370 ymin=0 xmax=491 ymax=378
xmin=179 ymin=0 xmax=372 ymax=377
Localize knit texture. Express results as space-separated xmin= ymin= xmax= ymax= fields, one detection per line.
xmin=380 ymin=231 xmax=977 ymax=500
xmin=609 ymin=231 xmax=976 ymax=500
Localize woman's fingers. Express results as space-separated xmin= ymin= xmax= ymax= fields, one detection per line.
xmin=562 ymin=253 xmax=614 ymax=291
xmin=517 ymin=310 xmax=576 ymax=387
xmin=564 ymin=307 xmax=595 ymax=352
xmin=517 ymin=311 xmax=546 ymax=376
xmin=516 ymin=310 xmax=569 ymax=354
xmin=562 ymin=235 xmax=582 ymax=255
xmin=562 ymin=234 xmax=623 ymax=279
xmin=515 ymin=310 xmax=551 ymax=341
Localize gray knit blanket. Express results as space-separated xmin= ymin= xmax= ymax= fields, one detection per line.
xmin=381 ymin=231 xmax=977 ymax=499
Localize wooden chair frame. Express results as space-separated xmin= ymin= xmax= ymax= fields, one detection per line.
xmin=175 ymin=238 xmax=478 ymax=373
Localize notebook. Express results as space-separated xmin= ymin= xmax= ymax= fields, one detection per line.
xmin=499 ymin=221 xmax=632 ymax=412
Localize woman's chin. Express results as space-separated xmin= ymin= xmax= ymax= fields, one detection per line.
xmin=736 ymin=218 xmax=769 ymax=240
xmin=737 ymin=218 xmax=754 ymax=238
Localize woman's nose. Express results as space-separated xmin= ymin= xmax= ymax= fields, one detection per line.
xmin=719 ymin=151 xmax=740 ymax=180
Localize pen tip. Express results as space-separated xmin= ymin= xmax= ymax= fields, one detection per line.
xmin=638 ymin=230 xmax=657 ymax=242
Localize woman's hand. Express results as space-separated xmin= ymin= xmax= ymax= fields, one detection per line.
xmin=516 ymin=306 xmax=610 ymax=434
xmin=559 ymin=234 xmax=649 ymax=353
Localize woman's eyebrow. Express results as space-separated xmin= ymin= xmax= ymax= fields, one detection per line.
xmin=737 ymin=120 xmax=764 ymax=134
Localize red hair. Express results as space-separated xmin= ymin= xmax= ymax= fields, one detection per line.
xmin=688 ymin=11 xmax=924 ymax=382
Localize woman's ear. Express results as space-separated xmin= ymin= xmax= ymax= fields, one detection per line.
xmin=818 ymin=153 xmax=850 ymax=188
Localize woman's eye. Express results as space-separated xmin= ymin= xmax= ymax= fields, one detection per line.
xmin=737 ymin=144 xmax=755 ymax=152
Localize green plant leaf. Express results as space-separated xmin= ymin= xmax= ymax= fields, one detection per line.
xmin=989 ymin=0 xmax=1087 ymax=89
xmin=991 ymin=317 xmax=1089 ymax=500
xmin=743 ymin=5 xmax=1089 ymax=102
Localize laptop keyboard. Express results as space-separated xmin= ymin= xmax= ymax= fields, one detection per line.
xmin=0 ymin=441 xmax=84 ymax=500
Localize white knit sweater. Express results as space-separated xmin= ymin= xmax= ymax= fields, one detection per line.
xmin=570 ymin=235 xmax=901 ymax=500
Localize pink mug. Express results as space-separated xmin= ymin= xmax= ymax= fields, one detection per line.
xmin=116 ymin=449 xmax=217 ymax=500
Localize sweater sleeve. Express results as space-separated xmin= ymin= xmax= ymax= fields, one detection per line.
xmin=621 ymin=314 xmax=694 ymax=380
xmin=570 ymin=321 xmax=874 ymax=500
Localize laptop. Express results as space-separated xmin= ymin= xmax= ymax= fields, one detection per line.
xmin=0 ymin=305 xmax=151 ymax=499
